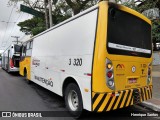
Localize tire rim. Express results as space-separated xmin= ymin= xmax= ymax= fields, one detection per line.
xmin=68 ymin=90 xmax=79 ymax=111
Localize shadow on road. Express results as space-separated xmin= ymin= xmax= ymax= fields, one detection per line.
xmin=29 ymin=82 xmax=65 ymax=109
xmin=9 ymin=72 xmax=21 ymax=77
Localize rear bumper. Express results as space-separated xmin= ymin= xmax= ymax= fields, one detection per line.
xmin=9 ymin=67 xmax=19 ymax=72
xmin=92 ymin=85 xmax=152 ymax=112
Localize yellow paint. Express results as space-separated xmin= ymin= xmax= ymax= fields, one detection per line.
xmin=142 ymin=88 xmax=146 ymax=101
xmin=99 ymin=94 xmax=110 ymax=111
xmin=107 ymin=96 xmax=116 ymax=111
xmin=19 ymin=56 xmax=31 ymax=80
xmin=126 ymin=89 xmax=133 ymax=107
xmin=120 ymin=90 xmax=128 ymax=108
xmin=93 ymin=94 xmax=104 ymax=110
xmin=146 ymin=87 xmax=149 ymax=100
xmin=113 ymin=91 xmax=123 ymax=110
xmin=92 ymin=1 xmax=152 ymax=93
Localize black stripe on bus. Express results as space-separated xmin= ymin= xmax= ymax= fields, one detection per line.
xmin=94 ymin=94 xmax=107 ymax=111
xmin=92 ymin=93 xmax=99 ymax=104
xmin=117 ymin=91 xmax=126 ymax=109
xmin=103 ymin=96 xmax=113 ymax=111
xmin=123 ymin=90 xmax=131 ymax=107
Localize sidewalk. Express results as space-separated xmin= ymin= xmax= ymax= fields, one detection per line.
xmin=141 ymin=65 xmax=160 ymax=112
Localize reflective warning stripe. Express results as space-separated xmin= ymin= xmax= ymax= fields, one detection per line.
xmin=92 ymin=85 xmax=152 ymax=112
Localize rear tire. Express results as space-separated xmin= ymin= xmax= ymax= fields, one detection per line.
xmin=64 ymin=83 xmax=83 ymax=118
xmin=24 ymin=70 xmax=31 ymax=84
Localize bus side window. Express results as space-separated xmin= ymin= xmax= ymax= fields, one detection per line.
xmin=30 ymin=41 xmax=33 ymax=49
xmin=27 ymin=42 xmax=30 ymax=50
xmin=26 ymin=41 xmax=32 ymax=56
xmin=22 ymin=46 xmax=26 ymax=57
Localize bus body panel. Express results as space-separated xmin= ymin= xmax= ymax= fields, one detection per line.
xmin=29 ymin=8 xmax=98 ymax=111
xmin=20 ymin=57 xmax=31 ymax=80
xmin=92 ymin=2 xmax=152 ymax=111
xmin=93 ymin=1 xmax=152 ymax=92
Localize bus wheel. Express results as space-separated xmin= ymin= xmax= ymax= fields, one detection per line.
xmin=65 ymin=83 xmax=83 ymax=118
xmin=24 ymin=70 xmax=31 ymax=84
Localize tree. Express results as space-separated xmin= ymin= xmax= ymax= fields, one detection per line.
xmin=17 ymin=17 xmax=46 ymax=36
xmin=133 ymin=0 xmax=160 ymax=51
xmin=64 ymin=0 xmax=98 ymax=15
xmin=9 ymin=0 xmax=98 ymax=35
xmin=119 ymin=0 xmax=160 ymax=51
xmin=152 ymin=19 xmax=160 ymax=51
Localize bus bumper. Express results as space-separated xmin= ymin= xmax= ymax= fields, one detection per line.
xmin=92 ymin=85 xmax=152 ymax=112
xmin=9 ymin=67 xmax=19 ymax=72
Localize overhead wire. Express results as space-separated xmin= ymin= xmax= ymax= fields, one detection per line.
xmin=0 ymin=5 xmax=14 ymax=48
xmin=6 ymin=12 xmax=24 ymax=46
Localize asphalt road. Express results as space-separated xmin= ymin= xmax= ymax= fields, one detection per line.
xmin=0 ymin=68 xmax=159 ymax=120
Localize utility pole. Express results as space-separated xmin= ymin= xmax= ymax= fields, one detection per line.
xmin=11 ymin=36 xmax=20 ymax=44
xmin=44 ymin=0 xmax=49 ymax=29
xmin=48 ymin=0 xmax=53 ymax=27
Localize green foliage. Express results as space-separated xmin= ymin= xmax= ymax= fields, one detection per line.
xmin=64 ymin=0 xmax=98 ymax=15
xmin=9 ymin=0 xmax=97 ymax=36
xmin=17 ymin=17 xmax=46 ymax=36
xmin=52 ymin=1 xmax=71 ymax=24
xmin=136 ymin=0 xmax=160 ymax=50
xmin=121 ymin=0 xmax=160 ymax=50
xmin=152 ymin=19 xmax=160 ymax=41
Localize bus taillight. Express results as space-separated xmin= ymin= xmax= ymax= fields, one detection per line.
xmin=107 ymin=71 xmax=113 ymax=78
xmin=10 ymin=59 xmax=14 ymax=68
xmin=106 ymin=58 xmax=115 ymax=90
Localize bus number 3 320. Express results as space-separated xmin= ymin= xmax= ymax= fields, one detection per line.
xmin=69 ymin=58 xmax=82 ymax=66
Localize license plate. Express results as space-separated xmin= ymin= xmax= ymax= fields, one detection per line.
xmin=128 ymin=78 xmax=137 ymax=84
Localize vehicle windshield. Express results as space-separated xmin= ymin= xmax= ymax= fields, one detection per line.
xmin=107 ymin=7 xmax=152 ymax=58
xmin=14 ymin=45 xmax=21 ymax=52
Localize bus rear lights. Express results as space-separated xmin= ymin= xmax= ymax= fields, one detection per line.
xmin=106 ymin=58 xmax=115 ymax=90
xmin=108 ymin=80 xmax=114 ymax=87
xmin=107 ymin=63 xmax=112 ymax=69
xmin=107 ymin=71 xmax=113 ymax=78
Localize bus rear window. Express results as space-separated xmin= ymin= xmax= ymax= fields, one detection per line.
xmin=107 ymin=7 xmax=152 ymax=58
xmin=14 ymin=45 xmax=21 ymax=52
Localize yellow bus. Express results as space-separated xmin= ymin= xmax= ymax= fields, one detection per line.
xmin=20 ymin=1 xmax=152 ymax=117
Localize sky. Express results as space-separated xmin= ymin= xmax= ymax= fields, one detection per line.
xmin=0 ymin=0 xmax=32 ymax=53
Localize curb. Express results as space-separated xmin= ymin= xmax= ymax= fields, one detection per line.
xmin=152 ymin=71 xmax=160 ymax=77
xmin=141 ymin=101 xmax=160 ymax=112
